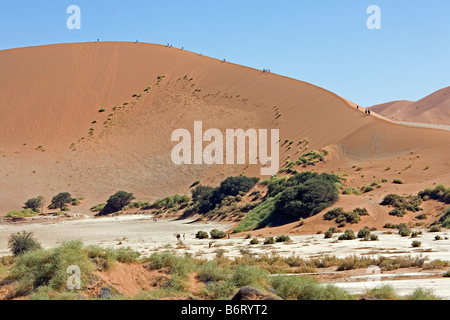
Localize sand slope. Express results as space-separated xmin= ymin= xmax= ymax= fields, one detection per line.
xmin=369 ymin=87 xmax=450 ymax=124
xmin=0 ymin=42 xmax=449 ymax=213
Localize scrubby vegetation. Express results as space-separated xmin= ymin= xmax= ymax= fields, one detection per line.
xmin=98 ymin=191 xmax=135 ymax=216
xmin=1 ymin=235 xmax=446 ymax=300
xmin=419 ymin=185 xmax=450 ymax=204
xmin=48 ymin=192 xmax=73 ymax=211
xmin=191 ymin=176 xmax=259 ymax=215
xmin=23 ymin=196 xmax=45 ymax=213
xmin=324 ymin=207 xmax=368 ymax=225
xmin=381 ymin=194 xmax=423 ymax=217
xmin=8 ymin=231 xmax=42 ymax=257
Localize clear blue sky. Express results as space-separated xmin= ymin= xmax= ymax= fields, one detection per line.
xmin=0 ymin=0 xmax=448 ymax=106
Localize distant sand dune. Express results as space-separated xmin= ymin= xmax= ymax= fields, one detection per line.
xmin=0 ymin=42 xmax=449 ymax=214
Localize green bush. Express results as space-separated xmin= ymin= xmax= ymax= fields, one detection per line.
xmin=195 ymin=231 xmax=209 ymax=239
xmin=338 ymin=230 xmax=356 ymax=240
xmin=324 ymin=208 xmax=345 ymax=221
xmin=275 ymin=179 xmax=338 ymax=219
xmin=411 ymin=241 xmax=422 ymax=248
xmin=357 ymin=227 xmax=371 ymax=239
xmin=324 ymin=230 xmax=333 ymax=239
xmin=9 ymin=240 xmax=94 ymax=296
xmin=210 ymin=229 xmax=227 ymax=239
xmin=90 ymin=203 xmax=106 ymax=212
xmin=429 ymin=225 xmax=442 ymax=232
xmin=250 ymin=238 xmax=260 ymax=245
xmin=336 ymin=211 xmax=361 ymax=224
xmin=393 ymin=179 xmax=404 ymax=184
xmin=24 ymin=196 xmax=45 ymax=213
xmin=8 ymin=231 xmax=42 ymax=257
xmin=99 ymin=191 xmax=135 ymax=215
xmin=270 ymin=275 xmax=354 ymax=300
xmin=419 ymin=185 xmax=450 ymax=204
xmin=264 ymin=237 xmax=275 ymax=245
xmin=408 ymin=288 xmax=441 ymax=300
xmin=48 ymin=192 xmax=73 ymax=211
xmin=389 ymin=208 xmax=406 ymax=217
xmin=343 ymin=187 xmax=361 ymax=196
xmin=439 ymin=208 xmax=450 ymax=228
xmin=275 ymin=235 xmax=291 ymax=243
xmin=5 ymin=209 xmax=38 ymax=218
xmin=399 ymin=225 xmax=411 ymax=237
xmin=381 ymin=194 xmax=423 ymax=213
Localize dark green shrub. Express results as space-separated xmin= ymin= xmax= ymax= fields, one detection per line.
xmin=411 ymin=241 xmax=422 ymax=248
xmin=8 ymin=231 xmax=42 ymax=257
xmin=276 ymin=235 xmax=291 ymax=243
xmin=357 ymin=227 xmax=371 ymax=239
xmin=324 ymin=230 xmax=333 ymax=239
xmin=419 ymin=185 xmax=450 ymax=204
xmin=99 ymin=191 xmax=135 ymax=215
xmin=393 ymin=179 xmax=404 ymax=184
xmin=48 ymin=192 xmax=73 ymax=211
xmin=399 ymin=225 xmax=411 ymax=237
xmin=264 ymin=237 xmax=275 ymax=245
xmin=324 ymin=208 xmax=345 ymax=221
xmin=353 ymin=208 xmax=369 ymax=216
xmin=338 ymin=230 xmax=356 ymax=240
xmin=195 ymin=231 xmax=209 ymax=239
xmin=24 ymin=196 xmax=45 ymax=213
xmin=381 ymin=194 xmax=423 ymax=212
xmin=389 ymin=208 xmax=406 ymax=217
xmin=415 ymin=213 xmax=427 ymax=220
xmin=210 ymin=229 xmax=227 ymax=239
xmin=250 ymin=238 xmax=260 ymax=245
xmin=429 ymin=225 xmax=442 ymax=232
xmin=336 ymin=211 xmax=361 ymax=224
xmin=275 ymin=179 xmax=338 ymax=219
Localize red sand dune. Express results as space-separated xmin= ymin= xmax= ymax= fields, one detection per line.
xmin=0 ymin=42 xmax=449 ymax=215
xmin=369 ymin=87 xmax=450 ymax=124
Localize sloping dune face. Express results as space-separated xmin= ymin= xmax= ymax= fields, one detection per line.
xmin=0 ymin=42 xmax=449 ymax=212
xmin=370 ymin=87 xmax=450 ymax=124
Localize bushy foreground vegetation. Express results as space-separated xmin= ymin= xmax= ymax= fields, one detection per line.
xmin=1 ymin=239 xmax=445 ymax=300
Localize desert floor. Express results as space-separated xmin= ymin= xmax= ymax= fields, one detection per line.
xmin=1 ymin=215 xmax=450 ymax=298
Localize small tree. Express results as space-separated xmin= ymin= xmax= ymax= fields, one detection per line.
xmin=24 ymin=196 xmax=45 ymax=213
xmin=99 ymin=191 xmax=136 ymax=215
xmin=48 ymin=192 xmax=72 ymax=211
xmin=8 ymin=231 xmax=42 ymax=256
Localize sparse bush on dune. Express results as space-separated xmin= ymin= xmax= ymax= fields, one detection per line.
xmin=419 ymin=185 xmax=450 ymax=204
xmin=381 ymin=194 xmax=423 ymax=215
xmin=324 ymin=207 xmax=367 ymax=224
xmin=343 ymin=187 xmax=361 ymax=195
xmin=439 ymin=207 xmax=450 ymax=228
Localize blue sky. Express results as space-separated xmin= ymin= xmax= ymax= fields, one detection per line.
xmin=0 ymin=0 xmax=448 ymax=106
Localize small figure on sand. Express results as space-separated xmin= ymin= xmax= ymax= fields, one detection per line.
xmin=176 ymin=233 xmax=181 ymax=242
